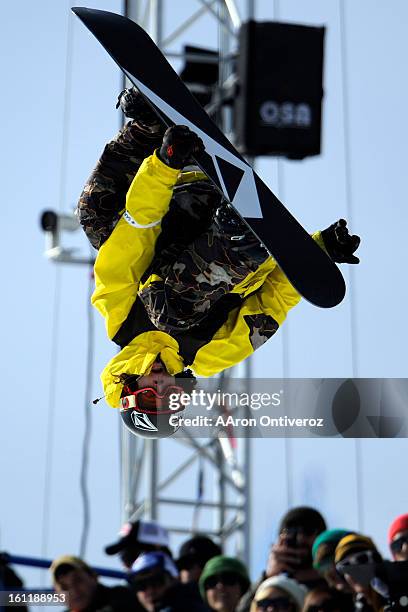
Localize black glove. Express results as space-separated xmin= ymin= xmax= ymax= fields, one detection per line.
xmin=321 ymin=218 xmax=361 ymax=264
xmin=116 ymin=87 xmax=160 ymax=129
xmin=158 ymin=125 xmax=205 ymax=169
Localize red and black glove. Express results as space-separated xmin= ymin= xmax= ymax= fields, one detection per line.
xmin=321 ymin=218 xmax=361 ymax=264
xmin=158 ymin=125 xmax=205 ymax=169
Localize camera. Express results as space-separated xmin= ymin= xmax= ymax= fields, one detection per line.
xmin=281 ymin=527 xmax=313 ymax=569
xmin=40 ymin=209 xmax=79 ymax=233
xmin=344 ymin=560 xmax=408 ymax=611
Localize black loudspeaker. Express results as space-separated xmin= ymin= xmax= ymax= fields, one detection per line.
xmin=179 ymin=45 xmax=219 ymax=108
xmin=235 ymin=21 xmax=325 ymax=159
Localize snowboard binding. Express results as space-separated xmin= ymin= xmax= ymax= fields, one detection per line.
xmin=321 ymin=219 xmax=361 ymax=264
xmin=215 ymin=203 xmax=247 ymax=239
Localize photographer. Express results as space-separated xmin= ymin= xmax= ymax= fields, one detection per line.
xmin=265 ymin=508 xmax=327 ymax=588
xmin=371 ymin=561 xmax=408 ymax=612
xmin=338 ymin=556 xmax=408 ymax=612
xmin=237 ymin=507 xmax=327 ymax=612
xmin=334 ymin=534 xmax=385 ymax=612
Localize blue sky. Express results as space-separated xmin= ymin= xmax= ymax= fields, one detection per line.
xmin=1 ymin=0 xmax=408 ymax=600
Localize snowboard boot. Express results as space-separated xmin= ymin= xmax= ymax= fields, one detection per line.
xmin=321 ymin=218 xmax=360 ymax=264
xmin=214 ymin=203 xmax=268 ymax=265
xmin=116 ymin=87 xmax=164 ymax=133
xmin=215 ymin=202 xmax=247 ymax=240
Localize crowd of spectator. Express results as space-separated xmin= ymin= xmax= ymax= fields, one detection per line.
xmin=2 ymin=508 xmax=408 ymax=612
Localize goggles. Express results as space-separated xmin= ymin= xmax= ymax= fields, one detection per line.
xmin=335 ymin=549 xmax=377 ymax=575
xmin=204 ymin=572 xmax=240 ymax=590
xmin=256 ymin=597 xmax=293 ymax=611
xmin=121 ymin=385 xmax=184 ymax=415
xmin=390 ymin=533 xmax=408 ymax=554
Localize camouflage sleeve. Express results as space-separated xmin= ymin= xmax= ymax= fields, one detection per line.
xmin=76 ymin=120 xmax=163 ymax=250
xmin=139 ymin=217 xmax=269 ymax=331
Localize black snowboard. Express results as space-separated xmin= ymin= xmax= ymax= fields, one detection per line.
xmin=73 ymin=7 xmax=346 ymax=308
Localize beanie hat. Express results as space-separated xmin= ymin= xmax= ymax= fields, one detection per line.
xmin=255 ymin=576 xmax=307 ymax=611
xmin=279 ymin=507 xmax=326 ymax=536
xmin=199 ymin=555 xmax=250 ymax=601
xmin=388 ymin=513 xmax=408 ymax=544
xmin=312 ymin=529 xmax=351 ymax=567
xmin=50 ymin=555 xmax=94 ymax=584
xmin=177 ymin=535 xmax=222 ymax=569
xmin=334 ymin=534 xmax=380 ymax=564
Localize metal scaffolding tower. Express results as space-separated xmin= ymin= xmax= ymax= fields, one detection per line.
xmin=40 ymin=0 xmax=255 ymax=565
xmin=120 ymin=0 xmax=254 ymax=565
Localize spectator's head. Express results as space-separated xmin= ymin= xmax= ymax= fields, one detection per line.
xmin=388 ymin=513 xmax=408 ymax=561
xmin=302 ymin=586 xmax=353 ymax=612
xmin=312 ymin=529 xmax=352 ymax=591
xmin=251 ymin=576 xmax=307 ymax=612
xmin=177 ymin=535 xmax=222 ymax=583
xmin=119 ymin=366 xmax=196 ymax=439
xmin=105 ymin=519 xmax=170 ymax=569
xmin=334 ymin=534 xmax=382 ymax=599
xmin=278 ymin=507 xmax=327 ymax=551
xmin=128 ymin=551 xmax=178 ymax=612
xmin=50 ymin=555 xmax=98 ymax=612
xmin=199 ymin=555 xmax=250 ymax=612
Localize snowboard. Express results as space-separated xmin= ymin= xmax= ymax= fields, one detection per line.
xmin=72 ymin=7 xmax=346 ymax=308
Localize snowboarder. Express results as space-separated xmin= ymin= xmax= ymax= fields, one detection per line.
xmin=77 ymin=88 xmax=360 ymax=438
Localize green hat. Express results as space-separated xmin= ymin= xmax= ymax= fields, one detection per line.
xmin=312 ymin=529 xmax=351 ymax=561
xmin=199 ymin=555 xmax=250 ymax=601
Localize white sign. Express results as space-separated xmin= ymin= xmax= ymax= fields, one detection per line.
xmin=259 ymin=101 xmax=312 ymax=128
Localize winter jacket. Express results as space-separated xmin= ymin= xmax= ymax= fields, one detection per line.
xmin=152 ymin=581 xmax=209 ymax=612
xmin=0 ymin=560 xmax=28 ymax=612
xmin=62 ymin=583 xmax=136 ymax=612
xmin=92 ymin=150 xmax=323 ymax=407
